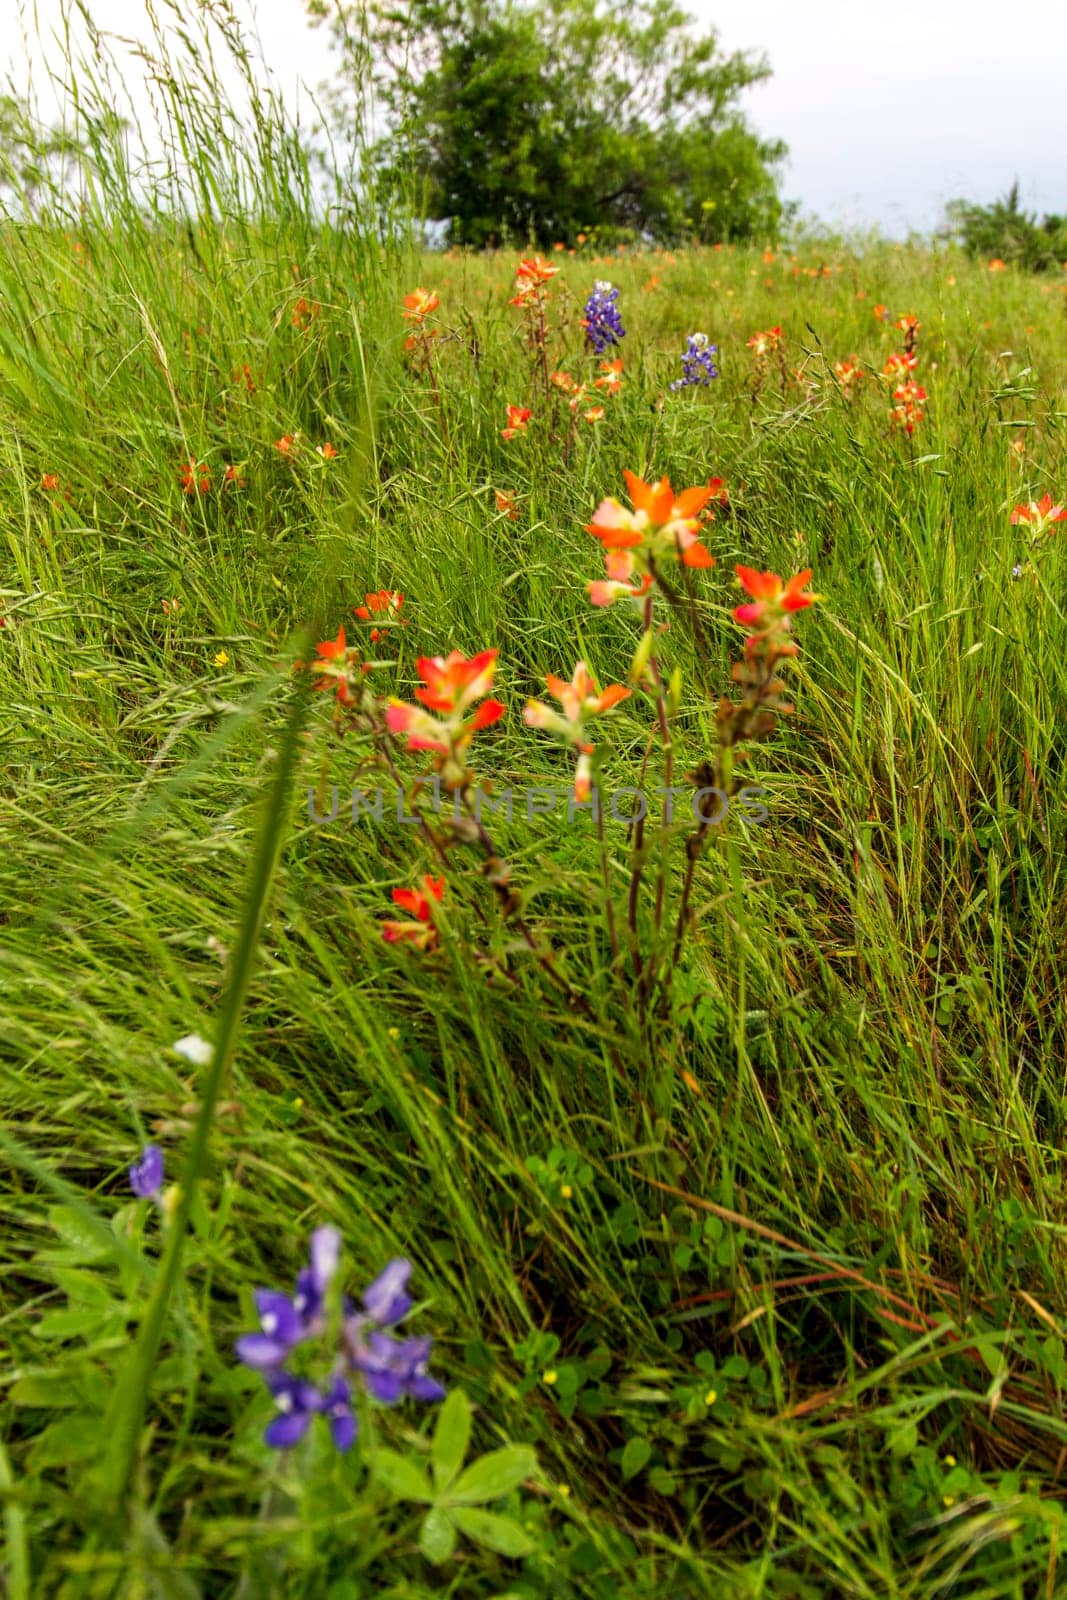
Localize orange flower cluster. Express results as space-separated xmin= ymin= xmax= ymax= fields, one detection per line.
xmin=402 ymin=288 xmax=440 ymax=323
xmin=386 ymin=650 xmax=505 ymax=789
xmin=1010 ymin=493 xmax=1067 ymax=538
xmin=550 ymin=368 xmax=613 ymax=424
xmin=747 ymin=325 xmax=788 ymax=396
xmin=291 ymin=297 xmax=321 ymax=331
xmin=524 ymin=662 xmax=631 ymax=802
xmin=747 ymin=325 xmax=782 ymax=358
xmin=180 ymin=458 xmax=211 ymax=495
xmin=586 ymin=470 xmax=717 ymax=607
xmin=733 ymin=568 xmax=817 ymax=648
xmin=178 ymin=459 xmax=244 ymax=494
xmin=501 ymin=404 xmax=532 ymax=441
xmin=509 ymin=255 xmax=558 ymax=307
xmin=382 ymin=875 xmax=445 ymax=950
xmin=353 ymin=589 xmax=406 ymax=642
xmin=833 ymin=358 xmax=863 ymax=398
xmin=308 ymin=625 xmax=369 ymax=706
xmin=594 ymin=358 xmax=624 ymax=395
xmin=883 ymin=315 xmax=926 ymax=435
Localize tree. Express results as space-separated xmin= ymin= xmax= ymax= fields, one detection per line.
xmin=0 ymin=94 xmax=85 ymax=212
xmin=942 ymin=183 xmax=1067 ymax=273
xmin=309 ymin=0 xmax=788 ymax=246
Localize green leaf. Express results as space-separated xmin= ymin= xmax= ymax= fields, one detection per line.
xmin=620 ymin=1436 xmax=651 ymax=1480
xmin=35 ymin=1308 xmax=125 ymax=1342
xmin=45 ymin=1205 xmax=118 ymax=1263
xmin=372 ymin=1448 xmax=434 ymax=1503
xmin=446 ymin=1446 xmax=536 ymax=1505
xmin=648 ymin=1467 xmax=677 ymax=1496
xmin=432 ymin=1387 xmax=472 ymax=1491
xmin=419 ymin=1507 xmax=458 ymax=1565
xmin=452 ymin=1508 xmax=536 ymax=1558
xmin=9 ymin=1369 xmax=107 ymax=1410
xmin=26 ymin=1415 xmax=108 ymax=1470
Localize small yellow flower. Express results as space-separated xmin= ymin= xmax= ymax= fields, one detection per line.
xmin=942 ymin=1494 xmax=956 ymax=1507
xmin=943 ymin=1454 xmax=956 ymax=1467
xmin=543 ymin=1369 xmax=558 ymax=1385
xmin=704 ymin=1388 xmax=718 ymax=1407
xmin=214 ymin=649 xmax=229 ymax=667
xmin=560 ymin=1184 xmax=573 ymax=1199
xmin=558 ymin=1483 xmax=571 ymax=1497
xmin=387 ymin=1026 xmax=400 ymax=1039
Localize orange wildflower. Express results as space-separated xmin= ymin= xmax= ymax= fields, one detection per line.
xmin=275 ymin=434 xmax=296 ymax=455
xmin=747 ymin=326 xmax=782 ymax=356
xmin=515 ymin=254 xmax=559 ymax=286
xmin=309 ymin=624 xmax=357 ymax=703
xmin=733 ymin=567 xmax=817 ymax=633
xmin=495 ymin=489 xmax=519 ymax=520
xmin=524 ymin=660 xmax=630 ymax=744
xmin=386 ymin=650 xmax=505 ymax=781
xmin=834 ymin=358 xmax=863 ymax=395
xmin=179 ymin=459 xmax=210 ymax=495
xmin=1010 ymin=494 xmax=1067 ymax=535
xmin=382 ymin=875 xmax=445 ymax=949
xmin=291 ymin=297 xmax=320 ymax=330
xmin=402 ymin=287 xmax=440 ymax=322
xmin=883 ymin=352 xmax=918 ymax=381
xmin=354 ymin=590 xmax=405 ymax=641
xmin=585 ymin=470 xmax=716 ymax=605
xmin=594 ymin=358 xmax=624 ymax=394
xmin=890 ymin=381 xmax=927 ymax=435
xmin=501 ymin=405 xmax=532 ymax=440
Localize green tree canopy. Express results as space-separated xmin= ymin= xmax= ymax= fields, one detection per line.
xmin=942 ymin=183 xmax=1067 ymax=273
xmin=310 ymin=0 xmax=788 ymax=246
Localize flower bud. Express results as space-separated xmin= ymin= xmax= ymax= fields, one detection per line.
xmin=629 ymin=628 xmax=655 ymax=685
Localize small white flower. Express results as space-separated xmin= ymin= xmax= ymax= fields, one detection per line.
xmin=173 ymin=1033 xmax=214 ymax=1066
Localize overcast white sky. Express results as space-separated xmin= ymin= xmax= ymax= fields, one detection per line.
xmin=7 ymin=0 xmax=1065 ymax=235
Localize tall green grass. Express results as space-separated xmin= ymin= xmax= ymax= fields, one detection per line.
xmin=2 ymin=4 xmax=1067 ymax=1595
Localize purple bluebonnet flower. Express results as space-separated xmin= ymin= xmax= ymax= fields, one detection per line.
xmin=361 ymin=1257 xmax=413 ymax=1325
xmin=321 ymin=1374 xmax=357 ymax=1451
xmin=263 ymin=1371 xmax=325 ymax=1449
xmin=129 ymin=1144 xmax=165 ymax=1199
xmin=236 ymin=1225 xmax=341 ymax=1372
xmin=583 ymin=281 xmax=625 ymax=355
xmin=262 ymin=1371 xmax=356 ymax=1452
xmin=235 ymin=1289 xmax=306 ymax=1370
xmin=237 ymin=1235 xmax=442 ymax=1452
xmin=669 ymin=331 xmax=719 ymax=391
xmin=293 ymin=1225 xmax=341 ymax=1324
xmin=350 ymin=1331 xmax=447 ymax=1405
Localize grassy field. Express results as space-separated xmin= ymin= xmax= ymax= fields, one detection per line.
xmin=4 ymin=29 xmax=1067 ymax=1599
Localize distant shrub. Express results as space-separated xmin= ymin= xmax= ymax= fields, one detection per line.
xmin=943 ymin=183 xmax=1067 ymax=272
